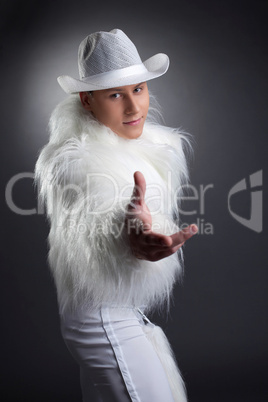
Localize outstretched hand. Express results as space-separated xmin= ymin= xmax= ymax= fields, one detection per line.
xmin=125 ymin=171 xmax=198 ymax=261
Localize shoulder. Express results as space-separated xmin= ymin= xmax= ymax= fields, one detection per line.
xmin=142 ymin=121 xmax=191 ymax=151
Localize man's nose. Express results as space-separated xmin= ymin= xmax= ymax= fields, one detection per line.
xmin=124 ymin=95 xmax=140 ymax=115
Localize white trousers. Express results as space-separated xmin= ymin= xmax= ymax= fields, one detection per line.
xmin=60 ymin=306 xmax=186 ymax=402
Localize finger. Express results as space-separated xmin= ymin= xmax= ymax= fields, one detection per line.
xmin=141 ymin=224 xmax=197 ymax=247
xmin=138 ymin=242 xmax=183 ymax=262
xmin=130 ymin=171 xmax=146 ymax=206
xmin=170 ymin=224 xmax=198 ymax=246
xmin=142 ymin=232 xmax=173 ymax=247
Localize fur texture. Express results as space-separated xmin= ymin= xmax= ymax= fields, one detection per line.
xmin=35 ymin=94 xmax=190 ymax=315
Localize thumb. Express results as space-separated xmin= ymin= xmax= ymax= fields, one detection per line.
xmin=131 ymin=171 xmax=146 ymax=206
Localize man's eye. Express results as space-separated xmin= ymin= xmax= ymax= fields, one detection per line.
xmin=111 ymin=93 xmax=120 ymax=98
xmin=134 ymin=87 xmax=142 ymax=93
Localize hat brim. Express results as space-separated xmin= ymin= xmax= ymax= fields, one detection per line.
xmin=57 ymin=53 xmax=169 ymax=94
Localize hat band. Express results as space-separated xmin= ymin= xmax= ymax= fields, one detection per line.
xmin=81 ymin=63 xmax=148 ymax=84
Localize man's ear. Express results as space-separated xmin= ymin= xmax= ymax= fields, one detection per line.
xmin=79 ymin=92 xmax=92 ymax=111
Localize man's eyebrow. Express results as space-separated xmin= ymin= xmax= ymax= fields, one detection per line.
xmin=106 ymin=83 xmax=145 ymax=93
xmin=106 ymin=87 xmax=124 ymax=92
xmin=134 ymin=82 xmax=145 ymax=87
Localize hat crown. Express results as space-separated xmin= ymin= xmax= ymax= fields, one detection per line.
xmin=78 ymin=29 xmax=142 ymax=79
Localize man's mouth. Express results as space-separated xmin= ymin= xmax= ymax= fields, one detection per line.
xmin=123 ymin=118 xmax=142 ymax=126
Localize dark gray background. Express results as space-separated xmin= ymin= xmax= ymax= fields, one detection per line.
xmin=1 ymin=0 xmax=267 ymax=401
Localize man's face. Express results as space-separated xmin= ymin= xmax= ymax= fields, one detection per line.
xmin=80 ymin=82 xmax=150 ymax=139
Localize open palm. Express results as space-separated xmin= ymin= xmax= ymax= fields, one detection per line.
xmin=125 ymin=171 xmax=198 ymax=261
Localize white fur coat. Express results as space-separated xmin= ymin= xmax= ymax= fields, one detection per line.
xmin=35 ymin=95 xmax=190 ymax=315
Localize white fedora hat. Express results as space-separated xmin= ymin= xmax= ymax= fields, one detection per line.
xmin=57 ymin=28 xmax=169 ymax=94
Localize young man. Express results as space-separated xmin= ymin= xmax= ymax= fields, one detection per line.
xmin=35 ymin=28 xmax=197 ymax=402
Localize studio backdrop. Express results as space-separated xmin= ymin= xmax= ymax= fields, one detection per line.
xmin=1 ymin=1 xmax=267 ymax=401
